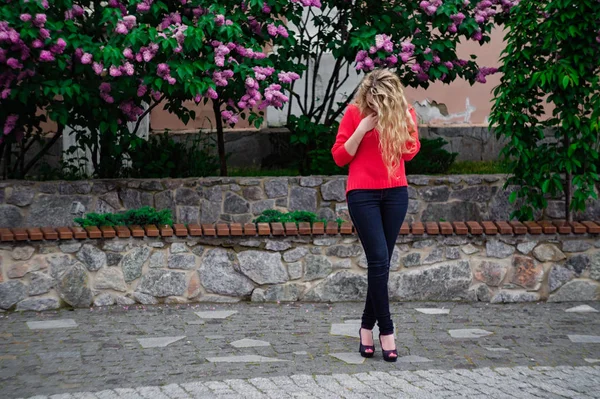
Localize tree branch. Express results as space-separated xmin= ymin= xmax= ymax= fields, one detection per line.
xmin=131 ymin=95 xmax=165 ymax=137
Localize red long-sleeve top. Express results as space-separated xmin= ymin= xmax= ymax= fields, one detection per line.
xmin=331 ymin=104 xmax=420 ymax=193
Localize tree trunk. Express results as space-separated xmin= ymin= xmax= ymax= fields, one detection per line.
xmin=564 ymin=132 xmax=572 ymax=222
xmin=2 ymin=141 xmax=11 ymax=180
xmin=212 ymin=99 xmax=227 ymax=176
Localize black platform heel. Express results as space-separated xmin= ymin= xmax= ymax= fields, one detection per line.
xmin=379 ymin=334 xmax=398 ymax=362
xmin=358 ymin=328 xmax=375 ymax=358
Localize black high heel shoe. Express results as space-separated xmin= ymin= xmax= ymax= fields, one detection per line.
xmin=358 ymin=328 xmax=375 ymax=358
xmin=379 ymin=334 xmax=398 ymax=362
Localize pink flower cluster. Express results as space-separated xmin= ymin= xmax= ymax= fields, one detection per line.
xmin=109 ymin=62 xmax=135 ymax=77
xmin=355 ymin=37 xmax=417 ymax=71
xmin=212 ymin=41 xmax=236 ymax=67
xmin=115 ymin=15 xmax=137 ymax=35
xmin=158 ymin=23 xmax=188 ymax=53
xmin=137 ymin=0 xmax=154 ymax=12
xmin=157 ymin=63 xmax=176 ymax=85
xmin=475 ymin=66 xmax=498 ymax=83
xmin=3 ymin=114 xmax=18 ymax=135
xmin=99 ymin=82 xmax=114 ymax=104
xmin=278 ymin=71 xmax=300 ymax=84
xmin=137 ymin=84 xmax=147 ymax=97
xmin=238 ymin=77 xmax=262 ymax=109
xmin=291 ymin=0 xmax=322 ymax=7
xmin=107 ymin=0 xmax=127 ymax=15
xmin=65 ymin=5 xmax=85 ymax=20
xmin=213 ymin=70 xmax=234 ymax=86
xmin=267 ymin=24 xmax=289 ymax=38
xmin=50 ymin=38 xmax=67 ymax=55
xmin=235 ymin=44 xmax=267 ymax=60
xmin=119 ymin=101 xmax=145 ymax=121
xmin=419 ymin=0 xmax=442 ymax=16
xmin=260 ymin=83 xmax=288 ymax=110
xmin=253 ymin=66 xmax=275 ymax=80
xmin=215 ymin=15 xmax=233 ymax=27
xmin=135 ymin=43 xmax=159 ymax=63
xmin=221 ymin=110 xmax=238 ymax=125
xmin=448 ymin=12 xmax=465 ymax=33
xmin=161 ymin=12 xmax=182 ymax=29
xmin=207 ymin=88 xmax=218 ymax=100
xmin=474 ymin=0 xmax=496 ymax=24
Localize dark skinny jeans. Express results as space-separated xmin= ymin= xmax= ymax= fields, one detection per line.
xmin=346 ymin=186 xmax=409 ymax=336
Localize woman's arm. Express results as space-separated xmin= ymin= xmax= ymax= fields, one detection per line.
xmin=331 ymin=106 xmax=376 ymax=167
xmin=401 ymin=107 xmax=421 ymax=161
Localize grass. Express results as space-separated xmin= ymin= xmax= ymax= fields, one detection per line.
xmin=446 ymin=161 xmax=509 ymax=175
xmin=228 ymin=167 xmax=300 ymax=177
xmin=227 ymin=161 xmax=509 ymax=177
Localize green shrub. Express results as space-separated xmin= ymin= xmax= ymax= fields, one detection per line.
xmin=126 ymin=131 xmax=220 ymax=178
xmin=405 ymin=137 xmax=457 ymax=175
xmin=75 ymin=207 xmax=173 ymax=227
xmin=253 ymin=209 xmax=343 ymax=225
xmin=288 ymin=116 xmax=347 ymax=176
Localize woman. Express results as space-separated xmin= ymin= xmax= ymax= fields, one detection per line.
xmin=331 ymin=69 xmax=420 ymax=362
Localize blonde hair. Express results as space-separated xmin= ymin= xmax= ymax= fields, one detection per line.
xmin=355 ymin=69 xmax=416 ymax=179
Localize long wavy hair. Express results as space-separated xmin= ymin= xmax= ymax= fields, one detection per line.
xmin=355 ymin=69 xmax=416 ymax=179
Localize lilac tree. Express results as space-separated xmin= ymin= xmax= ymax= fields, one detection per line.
xmin=279 ymin=0 xmax=518 ymax=175
xmin=0 ymin=0 xmax=317 ymax=178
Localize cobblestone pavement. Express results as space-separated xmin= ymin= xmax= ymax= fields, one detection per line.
xmin=1 ymin=301 xmax=599 ymax=398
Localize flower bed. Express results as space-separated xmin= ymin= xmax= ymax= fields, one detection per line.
xmin=1 ymin=220 xmax=599 ymax=312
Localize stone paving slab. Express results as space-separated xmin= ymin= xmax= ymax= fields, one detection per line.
xmin=25 ymin=319 xmax=78 ymax=330
xmin=0 ymin=301 xmax=599 ymax=398
xmin=16 ymin=366 xmax=600 ymax=399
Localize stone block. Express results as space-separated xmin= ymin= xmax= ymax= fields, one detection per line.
xmin=390 ymin=260 xmax=472 ymax=301
xmin=198 ymin=249 xmax=254 ymax=296
xmin=474 ymin=261 xmax=507 ymax=287
xmin=304 ymin=255 xmax=333 ymax=281
xmin=548 ymin=280 xmax=600 ymax=302
xmin=7 ymin=187 xmax=35 ymax=207
xmin=420 ymin=186 xmax=450 ymax=202
xmin=321 ymin=179 xmax=346 ymax=202
xmin=238 ymin=251 xmax=288 ymax=285
xmin=303 ymin=271 xmax=367 ymax=302
xmin=16 ymin=298 xmax=60 ymax=311
xmin=510 ymin=256 xmax=543 ymax=290
xmin=533 ymin=244 xmax=566 ymax=262
xmin=224 ymin=192 xmax=249 ymax=214
xmin=136 ymin=270 xmax=187 ymax=297
xmin=265 ymin=179 xmax=288 ymax=198
xmin=0 ymin=280 xmax=27 ymax=310
xmin=289 ymin=186 xmax=317 ymax=212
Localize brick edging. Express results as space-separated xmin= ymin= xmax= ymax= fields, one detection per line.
xmin=1 ymin=220 xmax=600 ymax=242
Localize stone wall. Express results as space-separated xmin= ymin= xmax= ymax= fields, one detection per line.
xmin=2 ymin=175 xmax=600 ymax=229
xmin=1 ymin=232 xmax=599 ymax=312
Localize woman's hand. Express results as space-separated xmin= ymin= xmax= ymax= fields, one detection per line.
xmin=343 ymin=113 xmax=378 ymax=156
xmin=356 ymin=113 xmax=378 ymax=135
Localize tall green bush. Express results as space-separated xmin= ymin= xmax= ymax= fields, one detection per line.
xmin=490 ymin=0 xmax=600 ymax=221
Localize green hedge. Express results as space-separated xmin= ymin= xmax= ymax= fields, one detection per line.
xmin=74 ymin=207 xmax=173 ymax=228
xmin=253 ymin=210 xmax=342 ymax=225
